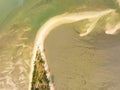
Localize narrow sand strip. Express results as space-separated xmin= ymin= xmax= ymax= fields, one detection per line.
xmin=29 ymin=9 xmax=116 ymax=90
xmin=105 ymin=22 xmax=120 ymax=34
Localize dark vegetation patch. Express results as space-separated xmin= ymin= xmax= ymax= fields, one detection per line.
xmin=31 ymin=50 xmax=50 ymax=90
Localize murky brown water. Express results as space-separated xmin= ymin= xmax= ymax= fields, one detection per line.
xmin=45 ymin=24 xmax=120 ymax=90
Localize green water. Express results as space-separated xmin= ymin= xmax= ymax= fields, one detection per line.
xmin=0 ymin=0 xmax=120 ymax=90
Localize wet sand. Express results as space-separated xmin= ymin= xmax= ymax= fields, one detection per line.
xmin=0 ymin=26 xmax=32 ymax=90
xmin=45 ymin=24 xmax=120 ymax=90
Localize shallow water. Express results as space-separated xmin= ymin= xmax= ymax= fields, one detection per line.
xmin=0 ymin=26 xmax=33 ymax=90
xmin=0 ymin=0 xmax=120 ymax=90
xmin=45 ymin=24 xmax=120 ymax=90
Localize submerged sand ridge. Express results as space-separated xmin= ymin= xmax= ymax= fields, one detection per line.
xmin=31 ymin=9 xmax=120 ymax=90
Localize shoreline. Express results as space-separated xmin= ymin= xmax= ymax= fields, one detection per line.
xmin=29 ymin=9 xmax=115 ymax=90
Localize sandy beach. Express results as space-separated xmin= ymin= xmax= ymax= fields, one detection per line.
xmin=30 ymin=9 xmax=118 ymax=90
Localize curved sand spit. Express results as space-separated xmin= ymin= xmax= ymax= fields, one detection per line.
xmin=29 ymin=9 xmax=120 ymax=90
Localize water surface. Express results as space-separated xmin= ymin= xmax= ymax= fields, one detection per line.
xmin=45 ymin=24 xmax=120 ymax=90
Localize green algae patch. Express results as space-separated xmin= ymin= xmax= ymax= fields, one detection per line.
xmin=31 ymin=50 xmax=50 ymax=90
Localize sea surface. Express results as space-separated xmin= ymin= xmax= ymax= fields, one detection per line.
xmin=0 ymin=0 xmax=120 ymax=90
xmin=45 ymin=24 xmax=120 ymax=90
